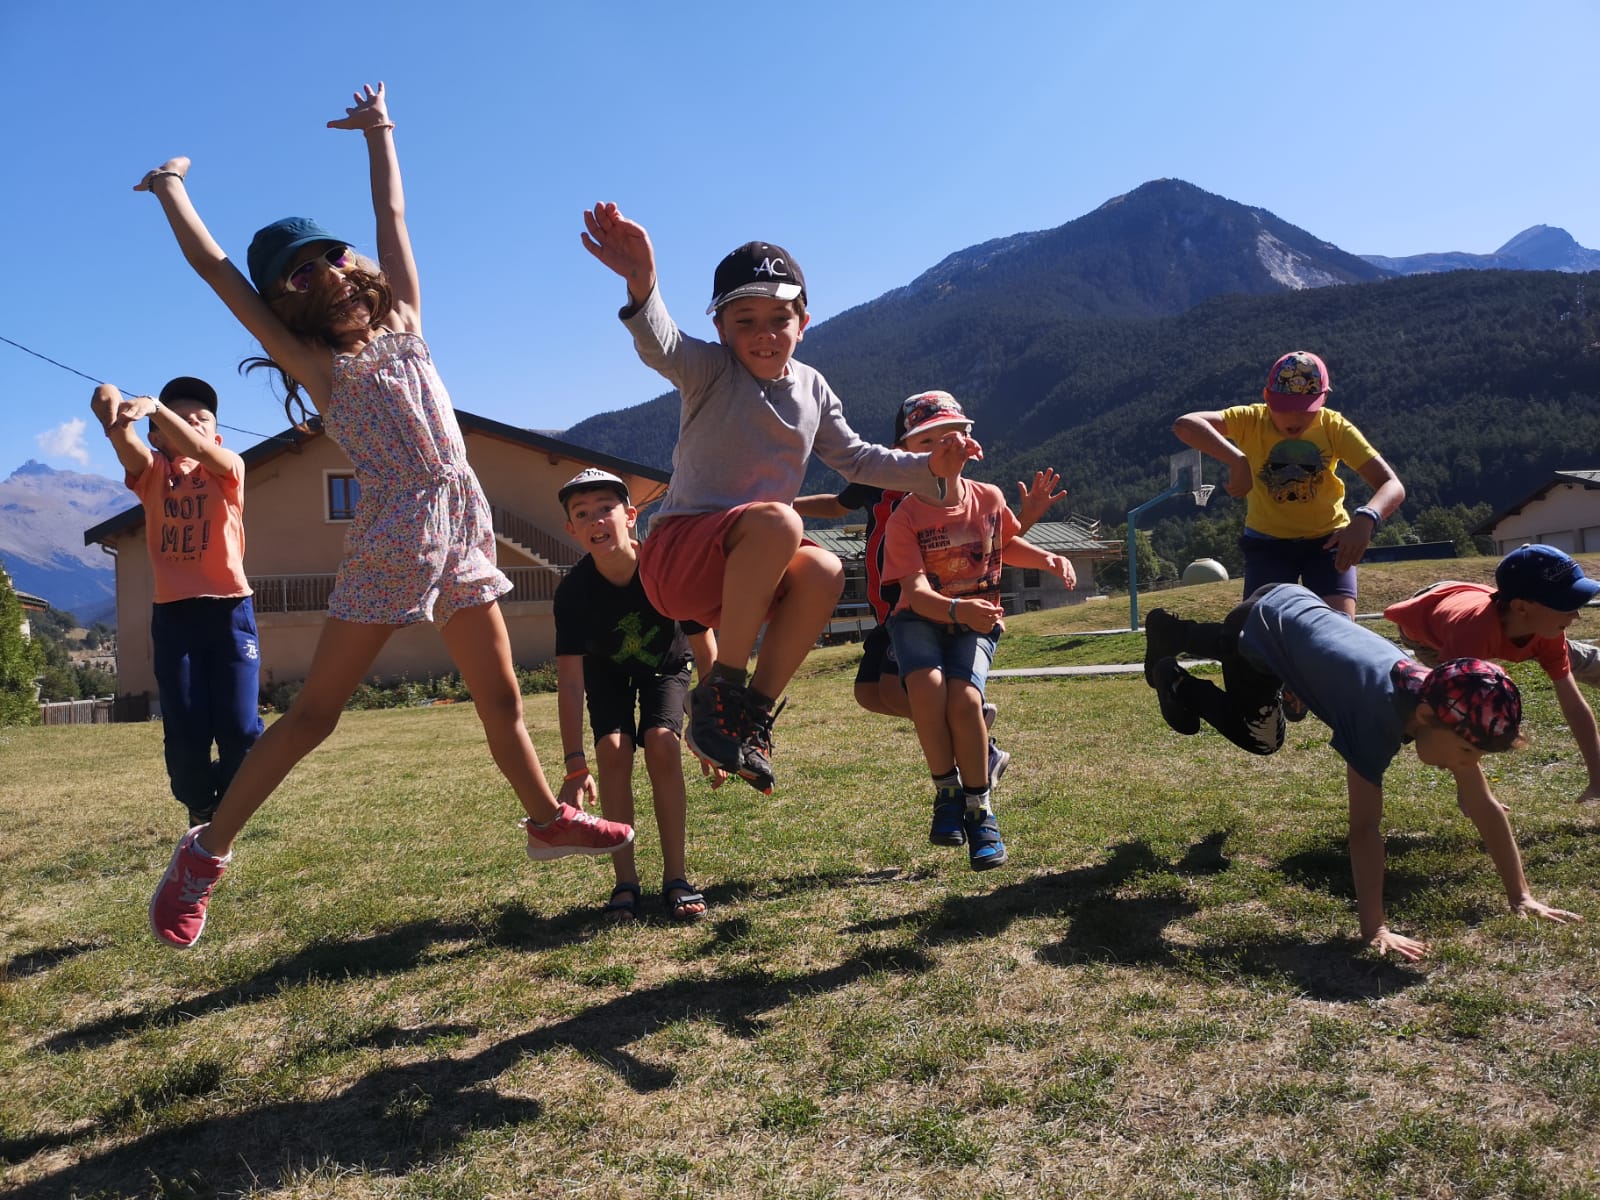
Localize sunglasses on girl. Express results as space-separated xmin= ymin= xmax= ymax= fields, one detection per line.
xmin=284 ymin=245 xmax=354 ymax=293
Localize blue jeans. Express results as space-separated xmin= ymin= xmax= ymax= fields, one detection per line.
xmin=886 ymin=612 xmax=999 ymax=689
xmin=151 ymin=596 xmax=265 ymax=818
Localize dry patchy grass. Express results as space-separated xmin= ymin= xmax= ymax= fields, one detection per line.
xmin=3 ymin=584 xmax=1600 ymax=1198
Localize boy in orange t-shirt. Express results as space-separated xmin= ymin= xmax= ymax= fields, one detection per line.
xmin=92 ymin=378 xmax=263 ymax=826
xmin=1385 ymin=544 xmax=1600 ymax=803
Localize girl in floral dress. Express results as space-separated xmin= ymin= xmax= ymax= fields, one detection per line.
xmin=138 ymin=83 xmax=633 ymax=949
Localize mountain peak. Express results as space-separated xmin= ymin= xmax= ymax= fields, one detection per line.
xmin=10 ymin=459 xmax=56 ymax=479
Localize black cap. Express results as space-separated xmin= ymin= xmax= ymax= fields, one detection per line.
xmin=706 ymin=241 xmax=806 ymax=314
xmin=158 ymin=376 xmax=218 ymax=414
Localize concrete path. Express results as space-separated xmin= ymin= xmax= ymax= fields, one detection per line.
xmin=990 ymin=660 xmax=1216 ymax=678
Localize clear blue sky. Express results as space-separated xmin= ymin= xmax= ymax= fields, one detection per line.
xmin=3 ymin=0 xmax=1596 ymax=482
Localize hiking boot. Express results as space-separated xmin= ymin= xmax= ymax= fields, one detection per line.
xmin=149 ymin=826 xmax=229 ymax=949
xmin=930 ymin=784 xmax=966 ymax=846
xmin=963 ymin=805 xmax=1008 ymax=871
xmin=523 ymin=804 xmax=635 ymax=861
xmin=685 ymin=675 xmax=747 ymax=776
xmin=734 ymin=696 xmax=785 ymax=795
xmin=1143 ymin=608 xmax=1189 ymax=686
xmin=1152 ymin=656 xmax=1201 ymax=735
xmin=982 ymin=701 xmax=999 ymax=731
xmin=988 ymin=739 xmax=1011 ymax=788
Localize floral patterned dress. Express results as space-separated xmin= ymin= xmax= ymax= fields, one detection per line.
xmin=321 ymin=332 xmax=511 ymax=625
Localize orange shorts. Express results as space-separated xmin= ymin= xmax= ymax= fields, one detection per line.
xmin=639 ymin=504 xmax=818 ymax=629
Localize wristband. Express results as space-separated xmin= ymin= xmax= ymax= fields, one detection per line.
xmin=948 ymin=597 xmax=959 ymax=624
xmin=563 ymin=768 xmax=589 ymax=783
xmin=1354 ymin=505 xmax=1382 ymax=529
xmin=146 ymin=169 xmax=184 ymax=186
xmin=563 ymin=750 xmax=586 ymax=762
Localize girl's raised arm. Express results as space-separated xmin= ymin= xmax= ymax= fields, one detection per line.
xmin=135 ymin=160 xmax=332 ymax=403
xmin=328 ymin=83 xmax=420 ymax=331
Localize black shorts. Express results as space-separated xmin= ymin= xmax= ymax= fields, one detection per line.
xmin=584 ymin=659 xmax=692 ymax=745
xmin=853 ymin=625 xmax=900 ymax=686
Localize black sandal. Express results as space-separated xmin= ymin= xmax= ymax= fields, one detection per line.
xmin=602 ymin=881 xmax=641 ymax=922
xmin=662 ymin=878 xmax=706 ymax=923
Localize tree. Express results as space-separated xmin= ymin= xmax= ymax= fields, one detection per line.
xmin=0 ymin=572 xmax=43 ymax=726
xmin=1098 ymin=526 xmax=1170 ymax=592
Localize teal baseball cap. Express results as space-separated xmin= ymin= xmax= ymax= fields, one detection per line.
xmin=247 ymin=217 xmax=349 ymax=293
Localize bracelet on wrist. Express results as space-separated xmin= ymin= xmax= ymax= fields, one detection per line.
xmin=563 ymin=767 xmax=589 ymax=782
xmin=948 ymin=597 xmax=959 ymax=624
xmin=146 ymin=169 xmax=184 ymax=186
xmin=1354 ymin=505 xmax=1382 ymax=529
xmin=563 ymin=749 xmax=587 ymax=762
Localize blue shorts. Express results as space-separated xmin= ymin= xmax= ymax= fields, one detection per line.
xmin=887 ymin=612 xmax=998 ymax=690
xmin=1240 ymin=532 xmax=1357 ymax=600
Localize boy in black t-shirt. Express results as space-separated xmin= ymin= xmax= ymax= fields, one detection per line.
xmin=554 ymin=469 xmax=718 ymax=922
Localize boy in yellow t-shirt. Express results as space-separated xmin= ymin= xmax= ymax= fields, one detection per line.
xmin=1173 ymin=351 xmax=1405 ymax=618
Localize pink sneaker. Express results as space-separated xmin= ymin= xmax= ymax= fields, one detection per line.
xmin=149 ymin=826 xmax=230 ymax=949
xmin=522 ymin=804 xmax=635 ymax=861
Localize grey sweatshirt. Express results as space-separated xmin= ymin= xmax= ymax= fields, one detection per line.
xmin=622 ymin=288 xmax=935 ymax=520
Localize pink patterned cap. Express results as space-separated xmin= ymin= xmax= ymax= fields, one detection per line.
xmin=1397 ymin=657 xmax=1523 ymax=751
xmin=1263 ymin=351 xmax=1331 ymax=413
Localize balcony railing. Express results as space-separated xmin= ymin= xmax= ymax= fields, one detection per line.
xmin=249 ymin=566 xmax=562 ymax=614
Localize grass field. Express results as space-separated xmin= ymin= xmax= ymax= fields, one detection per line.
xmin=3 ymin=559 xmax=1599 ymax=1199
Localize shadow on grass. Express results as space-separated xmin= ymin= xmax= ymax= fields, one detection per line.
xmin=852 ymin=831 xmax=1423 ymax=1002
xmin=6 ymin=939 xmax=933 ymax=1198
xmin=1 ymin=939 xmax=104 ymax=981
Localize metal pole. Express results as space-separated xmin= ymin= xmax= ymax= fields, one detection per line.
xmin=1126 ymin=482 xmax=1184 ymax=631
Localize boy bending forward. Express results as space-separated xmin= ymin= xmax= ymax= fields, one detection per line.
xmin=1145 ymin=584 xmax=1579 ymax=960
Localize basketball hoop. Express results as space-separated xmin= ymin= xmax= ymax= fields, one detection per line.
xmin=1193 ymin=484 xmax=1215 ymax=508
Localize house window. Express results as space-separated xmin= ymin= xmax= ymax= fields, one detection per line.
xmin=1023 ymin=569 xmax=1042 ymax=588
xmin=328 ymin=474 xmax=361 ymax=522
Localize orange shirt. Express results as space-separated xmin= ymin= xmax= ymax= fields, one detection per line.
xmin=129 ymin=450 xmax=250 ymax=603
xmin=1384 ymin=582 xmax=1570 ymax=679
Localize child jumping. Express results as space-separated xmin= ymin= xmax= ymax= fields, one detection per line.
xmin=1385 ymin=544 xmax=1600 ymax=803
xmin=796 ymin=430 xmax=1068 ymax=785
xmin=1144 ymin=585 xmax=1580 ymax=960
xmin=581 ymin=205 xmax=975 ymax=794
xmin=90 ymin=377 xmax=264 ymax=828
xmin=140 ymin=83 xmax=633 ymax=950
xmin=1173 ymin=351 xmax=1404 ymax=619
xmin=554 ymin=468 xmax=719 ymax=922
xmin=880 ymin=392 xmax=1075 ymax=869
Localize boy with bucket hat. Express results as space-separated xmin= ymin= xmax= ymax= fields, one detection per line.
xmin=553 ymin=468 xmax=720 ymax=921
xmin=1145 ymin=583 xmax=1580 ymax=961
xmin=1386 ymin=544 xmax=1600 ymax=803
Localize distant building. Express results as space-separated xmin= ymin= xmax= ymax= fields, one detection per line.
xmin=1474 ymin=470 xmax=1600 ymax=555
xmin=806 ymin=516 xmax=1120 ymax=641
xmin=84 ymin=412 xmax=667 ymax=708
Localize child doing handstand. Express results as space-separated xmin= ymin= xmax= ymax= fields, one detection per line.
xmin=1144 ymin=585 xmax=1579 ymax=960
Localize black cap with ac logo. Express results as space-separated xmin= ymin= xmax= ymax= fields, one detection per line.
xmin=706 ymin=241 xmax=807 ymax=314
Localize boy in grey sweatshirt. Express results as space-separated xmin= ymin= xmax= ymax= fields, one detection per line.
xmin=582 ymin=202 xmax=977 ymax=793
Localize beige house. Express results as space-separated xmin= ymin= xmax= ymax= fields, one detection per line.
xmin=1476 ymin=470 xmax=1600 ymax=555
xmin=84 ymin=412 xmax=667 ymax=706
xmin=805 ymin=517 xmax=1119 ymax=641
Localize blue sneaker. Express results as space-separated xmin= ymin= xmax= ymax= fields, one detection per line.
xmin=963 ymin=805 xmax=1008 ymax=871
xmin=929 ymin=785 xmax=966 ymax=847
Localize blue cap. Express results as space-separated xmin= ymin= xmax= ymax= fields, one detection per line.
xmin=1495 ymin=544 xmax=1600 ymax=612
xmin=247 ymin=217 xmax=349 ymax=293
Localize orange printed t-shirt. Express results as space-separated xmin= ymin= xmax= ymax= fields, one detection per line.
xmin=1384 ymin=582 xmax=1571 ymax=679
xmin=881 ymin=479 xmax=1020 ymax=609
xmin=129 ymin=450 xmax=251 ymax=603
